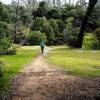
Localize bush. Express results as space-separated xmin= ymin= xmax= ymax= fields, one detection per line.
xmin=14 ymin=32 xmax=25 ymax=44
xmin=0 ymin=37 xmax=16 ymax=55
xmin=91 ymin=40 xmax=100 ymax=50
xmin=64 ymin=28 xmax=79 ymax=48
xmin=27 ymin=31 xmax=46 ymax=45
xmin=91 ymin=27 xmax=100 ymax=49
xmin=83 ymin=33 xmax=100 ymax=50
xmin=94 ymin=27 xmax=100 ymax=42
xmin=0 ymin=21 xmax=9 ymax=39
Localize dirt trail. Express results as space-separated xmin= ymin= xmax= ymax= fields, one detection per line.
xmin=10 ymin=48 xmax=100 ymax=100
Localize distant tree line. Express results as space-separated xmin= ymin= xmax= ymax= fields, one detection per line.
xmin=0 ymin=0 xmax=100 ymax=51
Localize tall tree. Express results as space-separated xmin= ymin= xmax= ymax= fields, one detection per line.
xmin=69 ymin=0 xmax=71 ymax=5
xmin=12 ymin=0 xmax=20 ymax=42
xmin=52 ymin=0 xmax=56 ymax=6
xmin=46 ymin=0 xmax=52 ymax=6
xmin=76 ymin=0 xmax=88 ymax=6
xmin=76 ymin=0 xmax=97 ymax=48
xmin=56 ymin=0 xmax=61 ymax=7
xmin=0 ymin=2 xmax=9 ymax=38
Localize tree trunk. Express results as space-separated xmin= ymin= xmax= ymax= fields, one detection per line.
xmin=76 ymin=0 xmax=97 ymax=48
xmin=69 ymin=0 xmax=71 ymax=5
xmin=13 ymin=0 xmax=20 ymax=42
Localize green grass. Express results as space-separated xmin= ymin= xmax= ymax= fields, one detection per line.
xmin=0 ymin=46 xmax=40 ymax=90
xmin=47 ymin=46 xmax=100 ymax=77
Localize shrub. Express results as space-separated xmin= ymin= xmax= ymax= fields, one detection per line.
xmin=14 ymin=32 xmax=25 ymax=44
xmin=0 ymin=37 xmax=16 ymax=55
xmin=27 ymin=31 xmax=46 ymax=45
xmin=91 ymin=40 xmax=100 ymax=50
xmin=83 ymin=33 xmax=100 ymax=50
xmin=94 ymin=27 xmax=100 ymax=42
xmin=0 ymin=21 xmax=9 ymax=40
xmin=64 ymin=28 xmax=79 ymax=48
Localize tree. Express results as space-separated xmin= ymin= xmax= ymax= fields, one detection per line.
xmin=12 ymin=0 xmax=20 ymax=42
xmin=77 ymin=0 xmax=97 ymax=48
xmin=46 ymin=0 xmax=52 ymax=7
xmin=31 ymin=17 xmax=46 ymax=31
xmin=44 ymin=23 xmax=55 ymax=45
xmin=32 ymin=1 xmax=49 ymax=17
xmin=64 ymin=17 xmax=79 ymax=47
xmin=10 ymin=0 xmax=33 ymax=44
xmin=49 ymin=19 xmax=58 ymax=33
xmin=52 ymin=0 xmax=56 ymax=6
xmin=47 ymin=7 xmax=61 ymax=19
xmin=0 ymin=2 xmax=16 ymax=55
xmin=27 ymin=31 xmax=46 ymax=45
xmin=0 ymin=2 xmax=9 ymax=23
xmin=69 ymin=0 xmax=71 ymax=5
xmin=89 ymin=3 xmax=100 ymax=29
xmin=56 ymin=0 xmax=61 ymax=7
xmin=76 ymin=0 xmax=88 ymax=6
xmin=0 ymin=2 xmax=10 ymax=39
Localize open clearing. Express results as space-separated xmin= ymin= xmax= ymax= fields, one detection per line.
xmin=46 ymin=46 xmax=100 ymax=77
xmin=8 ymin=47 xmax=100 ymax=100
xmin=0 ymin=46 xmax=100 ymax=100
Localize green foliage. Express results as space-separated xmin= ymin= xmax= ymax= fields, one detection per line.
xmin=0 ymin=1 xmax=99 ymax=46
xmin=84 ymin=27 xmax=100 ymax=50
xmin=83 ymin=34 xmax=94 ymax=49
xmin=56 ymin=19 xmax=65 ymax=33
xmin=18 ymin=6 xmax=30 ymax=25
xmin=91 ymin=40 xmax=100 ymax=50
xmin=0 ymin=21 xmax=9 ymax=39
xmin=31 ymin=2 xmax=88 ymax=46
xmin=66 ymin=17 xmax=74 ymax=29
xmin=0 ymin=2 xmax=10 ymax=23
xmin=62 ymin=4 xmax=85 ymax=20
xmin=94 ymin=27 xmax=100 ymax=42
xmin=31 ymin=17 xmax=56 ymax=45
xmin=89 ymin=6 xmax=100 ymax=29
xmin=64 ymin=17 xmax=79 ymax=48
xmin=43 ymin=23 xmax=55 ymax=45
xmin=14 ymin=32 xmax=25 ymax=44
xmin=27 ymin=31 xmax=46 ymax=45
xmin=49 ymin=19 xmax=58 ymax=33
xmin=0 ymin=61 xmax=4 ymax=78
xmin=0 ymin=37 xmax=16 ymax=55
xmin=31 ymin=17 xmax=46 ymax=31
xmin=0 ymin=2 xmax=16 ymax=55
xmin=83 ymin=33 xmax=100 ymax=50
xmin=47 ymin=7 xmax=62 ymax=19
xmin=49 ymin=19 xmax=65 ymax=45
xmin=64 ymin=28 xmax=79 ymax=48
xmin=32 ymin=1 xmax=49 ymax=17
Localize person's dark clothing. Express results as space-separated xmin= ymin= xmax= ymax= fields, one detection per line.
xmin=40 ymin=41 xmax=45 ymax=54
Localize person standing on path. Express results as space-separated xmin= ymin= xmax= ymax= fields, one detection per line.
xmin=40 ymin=41 xmax=45 ymax=54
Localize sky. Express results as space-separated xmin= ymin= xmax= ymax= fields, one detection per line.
xmin=0 ymin=0 xmax=12 ymax=4
xmin=0 ymin=0 xmax=89 ymax=5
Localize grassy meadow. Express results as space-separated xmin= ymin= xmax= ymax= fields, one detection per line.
xmin=0 ymin=46 xmax=40 ymax=90
xmin=46 ymin=46 xmax=100 ymax=77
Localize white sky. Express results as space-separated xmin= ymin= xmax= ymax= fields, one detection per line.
xmin=0 ymin=0 xmax=12 ymax=4
xmin=0 ymin=0 xmax=89 ymax=5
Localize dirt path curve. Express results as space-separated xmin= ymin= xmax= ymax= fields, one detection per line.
xmin=10 ymin=47 xmax=100 ymax=100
